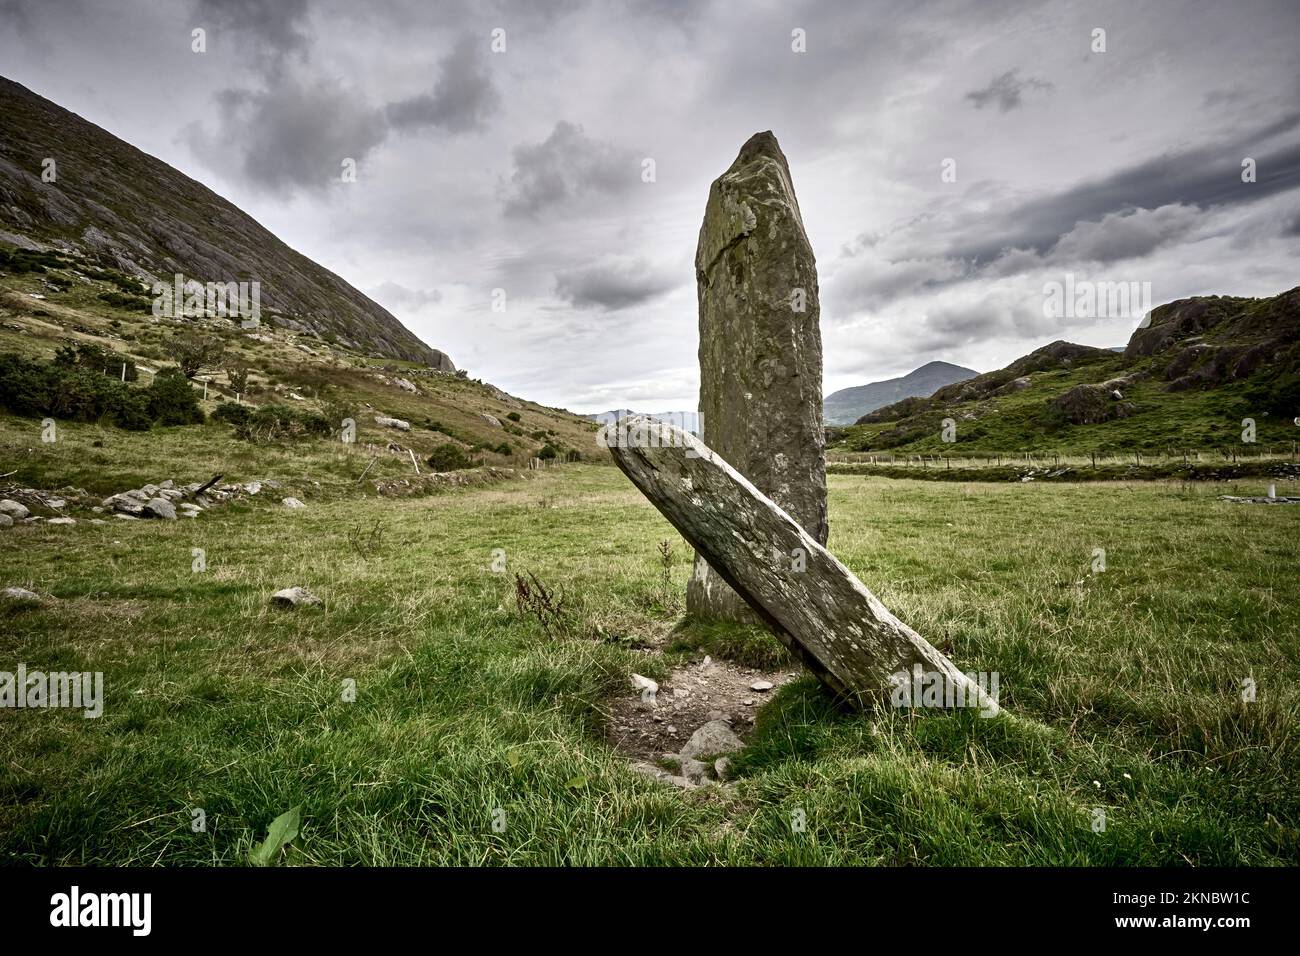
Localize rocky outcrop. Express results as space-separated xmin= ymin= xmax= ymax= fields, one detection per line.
xmin=688 ymin=131 xmax=827 ymax=622
xmin=1052 ymin=382 xmax=1136 ymax=424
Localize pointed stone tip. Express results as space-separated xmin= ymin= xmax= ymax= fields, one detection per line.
xmin=733 ymin=130 xmax=788 ymax=169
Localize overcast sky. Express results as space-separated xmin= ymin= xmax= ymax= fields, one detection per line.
xmin=3 ymin=0 xmax=1298 ymax=411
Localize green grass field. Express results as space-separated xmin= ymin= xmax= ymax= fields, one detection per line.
xmin=3 ymin=440 xmax=1298 ymax=866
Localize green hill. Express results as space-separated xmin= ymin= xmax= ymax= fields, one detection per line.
xmin=835 ymin=287 xmax=1300 ymax=456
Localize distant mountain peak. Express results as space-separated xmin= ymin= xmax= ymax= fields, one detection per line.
xmin=823 ymin=361 xmax=979 ymax=425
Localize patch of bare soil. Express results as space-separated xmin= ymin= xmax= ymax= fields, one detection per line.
xmin=606 ymin=654 xmax=800 ymax=770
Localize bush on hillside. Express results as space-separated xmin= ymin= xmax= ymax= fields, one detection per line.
xmin=0 ymin=351 xmax=189 ymax=431
xmin=227 ymin=404 xmax=331 ymax=442
xmin=427 ymin=443 xmax=474 ymax=472
xmin=147 ymin=367 xmax=206 ymax=425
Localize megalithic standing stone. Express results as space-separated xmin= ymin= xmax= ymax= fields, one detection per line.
xmin=687 ymin=131 xmax=827 ymax=622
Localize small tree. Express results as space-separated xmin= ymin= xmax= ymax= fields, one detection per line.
xmin=226 ymin=363 xmax=250 ymax=395
xmin=165 ymin=332 xmax=225 ymax=379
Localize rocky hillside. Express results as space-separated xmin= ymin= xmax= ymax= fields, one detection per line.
xmin=0 ymin=248 xmax=603 ymax=489
xmin=823 ymin=360 xmax=978 ymax=424
xmin=0 ymin=76 xmax=447 ymax=367
xmin=836 ymin=287 xmax=1300 ymax=454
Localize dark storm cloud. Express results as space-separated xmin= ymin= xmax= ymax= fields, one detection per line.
xmin=501 ymin=122 xmax=638 ymax=218
xmin=964 ymin=70 xmax=1052 ymax=112
xmin=950 ymin=115 xmax=1300 ymax=265
xmin=187 ymin=77 xmax=387 ymax=194
xmin=189 ymin=30 xmax=499 ymax=193
xmin=193 ymin=0 xmax=311 ymax=73
xmin=385 ymin=34 xmax=500 ymax=133
xmin=553 ymin=258 xmax=681 ymax=311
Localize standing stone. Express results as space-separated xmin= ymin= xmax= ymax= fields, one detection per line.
xmin=688 ymin=131 xmax=826 ymax=622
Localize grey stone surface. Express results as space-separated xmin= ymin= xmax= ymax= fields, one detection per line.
xmin=0 ymin=499 xmax=29 ymax=519
xmin=606 ymin=417 xmax=992 ymax=710
xmin=688 ymin=131 xmax=827 ymax=622
xmin=143 ymin=498 xmax=177 ymax=520
xmin=271 ymin=586 xmax=322 ymax=607
xmin=680 ymin=719 xmax=744 ymax=762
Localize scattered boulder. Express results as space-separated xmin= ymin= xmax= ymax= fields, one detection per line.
xmin=375 ymin=416 xmax=411 ymax=432
xmin=271 ymin=586 xmax=322 ymax=607
xmin=281 ymin=497 xmax=306 ymax=509
xmin=46 ymin=517 xmax=76 ymax=525
xmin=749 ymin=680 xmax=774 ymax=692
xmin=395 ymin=378 xmax=417 ymax=393
xmin=0 ymin=514 xmax=11 ymax=528
xmin=680 ymin=719 xmax=744 ymax=763
xmin=0 ymin=499 xmax=30 ymax=520
xmin=480 ymin=413 xmax=502 ymax=428
xmin=1 ymin=586 xmax=40 ymax=603
xmin=142 ymin=498 xmax=177 ymax=520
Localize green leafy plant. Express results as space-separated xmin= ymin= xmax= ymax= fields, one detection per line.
xmin=248 ymin=806 xmax=301 ymax=867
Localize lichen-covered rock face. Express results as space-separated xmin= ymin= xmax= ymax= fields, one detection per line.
xmin=688 ymin=131 xmax=827 ymax=622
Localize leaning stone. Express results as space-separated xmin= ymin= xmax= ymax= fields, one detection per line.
xmin=143 ymin=498 xmax=177 ymax=520
xmin=281 ymin=497 xmax=306 ymax=509
xmin=688 ymin=131 xmax=827 ymax=622
xmin=0 ymin=499 xmax=28 ymax=519
xmin=271 ymin=586 xmax=322 ymax=607
xmin=605 ymin=417 xmax=994 ymax=711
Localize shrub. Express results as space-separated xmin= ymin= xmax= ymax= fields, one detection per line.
xmin=212 ymin=402 xmax=252 ymax=428
xmin=147 ymin=367 xmax=205 ymax=425
xmin=165 ymin=332 xmax=225 ymax=378
xmin=495 ymin=441 xmax=513 ymax=456
xmin=427 ymin=443 xmax=474 ymax=471
xmin=506 ymin=411 xmax=521 ymax=422
xmin=97 ymin=290 xmax=152 ymax=313
xmin=0 ymin=351 xmax=152 ymax=430
xmin=231 ymin=404 xmax=331 ymax=442
xmin=537 ymin=444 xmax=558 ymax=460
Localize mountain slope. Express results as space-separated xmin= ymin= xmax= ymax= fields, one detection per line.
xmin=836 ymin=287 xmax=1300 ymax=454
xmin=823 ymin=361 xmax=977 ymax=424
xmin=0 ymin=76 xmax=449 ymax=367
